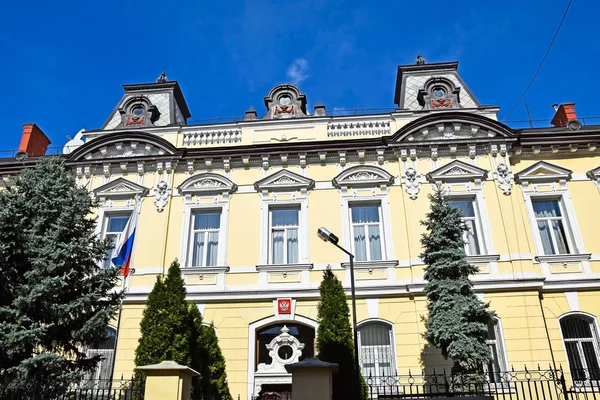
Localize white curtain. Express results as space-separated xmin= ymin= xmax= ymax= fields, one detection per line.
xmin=287 ymin=228 xmax=299 ymax=264
xmin=191 ymin=213 xmax=221 ymax=266
xmin=532 ymin=200 xmax=569 ymax=254
xmin=272 ymin=231 xmax=284 ymax=264
xmin=351 ymin=206 xmax=381 ymax=261
xmin=272 ymin=209 xmax=299 ymax=226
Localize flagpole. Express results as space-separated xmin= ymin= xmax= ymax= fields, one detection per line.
xmin=108 ymin=275 xmax=127 ymax=385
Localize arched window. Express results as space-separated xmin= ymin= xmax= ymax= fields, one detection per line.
xmin=84 ymin=327 xmax=117 ymax=387
xmin=358 ymin=321 xmax=395 ymax=378
xmin=485 ymin=319 xmax=508 ymax=382
xmin=560 ymin=314 xmax=600 ymax=381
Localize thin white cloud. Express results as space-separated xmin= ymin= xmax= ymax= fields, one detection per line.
xmin=287 ymin=58 xmax=309 ymax=85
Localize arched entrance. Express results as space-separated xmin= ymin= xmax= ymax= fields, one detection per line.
xmin=248 ymin=315 xmax=317 ymax=400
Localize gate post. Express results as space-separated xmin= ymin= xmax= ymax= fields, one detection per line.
xmin=136 ymin=360 xmax=200 ymax=400
xmin=285 ymin=358 xmax=339 ymax=400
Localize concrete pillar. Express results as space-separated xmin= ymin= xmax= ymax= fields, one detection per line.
xmin=285 ymin=358 xmax=339 ymax=400
xmin=136 ymin=360 xmax=200 ymax=400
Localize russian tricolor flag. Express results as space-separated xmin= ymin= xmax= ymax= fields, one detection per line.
xmin=111 ymin=212 xmax=137 ymax=278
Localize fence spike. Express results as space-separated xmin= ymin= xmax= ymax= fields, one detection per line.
xmin=538 ymin=364 xmax=541 ymax=370
xmin=524 ymin=364 xmax=528 ymax=372
xmin=238 ymin=394 xmax=241 ymax=400
xmin=511 ymin=365 xmax=515 ymax=372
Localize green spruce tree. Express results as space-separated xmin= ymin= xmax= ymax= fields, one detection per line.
xmin=0 ymin=157 xmax=123 ymax=396
xmin=317 ymin=269 xmax=366 ymax=400
xmin=134 ymin=260 xmax=193 ymax=385
xmin=196 ymin=321 xmax=233 ymax=400
xmin=420 ymin=190 xmax=495 ymax=375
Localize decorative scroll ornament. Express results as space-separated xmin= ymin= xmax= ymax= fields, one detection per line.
xmin=495 ymin=163 xmax=513 ymax=195
xmin=256 ymin=326 xmax=305 ymax=373
xmin=348 ymin=171 xmax=380 ymax=181
xmin=154 ymin=181 xmax=170 ymax=212
xmin=192 ymin=179 xmax=223 ymax=189
xmin=403 ymin=167 xmax=421 ymax=200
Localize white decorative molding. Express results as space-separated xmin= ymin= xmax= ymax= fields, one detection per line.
xmin=515 ymin=161 xmax=572 ymax=189
xmin=366 ymin=298 xmax=379 ymax=318
xmin=178 ymin=173 xmax=237 ymax=196
xmin=254 ymin=169 xmax=315 ymax=193
xmin=404 ymin=122 xmax=496 ymax=142
xmin=494 ymin=163 xmax=513 ymax=195
xmin=332 ymin=165 xmax=394 ymax=189
xmin=565 ymin=291 xmax=580 ymax=312
xmin=93 ymin=178 xmax=148 ymax=206
xmin=256 ymin=326 xmax=305 ymax=373
xmin=327 ymin=120 xmax=391 ymax=137
xmin=427 ymin=160 xmax=488 ymax=191
xmin=153 ymin=181 xmax=170 ymax=212
xmin=402 ymin=167 xmax=421 ymax=199
xmin=587 ymin=166 xmax=600 ymax=192
xmin=182 ymin=129 xmax=242 ymax=146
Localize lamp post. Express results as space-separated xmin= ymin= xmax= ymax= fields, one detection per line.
xmin=317 ymin=227 xmax=361 ymax=398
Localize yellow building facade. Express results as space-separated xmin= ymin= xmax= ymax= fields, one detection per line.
xmin=8 ymin=59 xmax=600 ymax=399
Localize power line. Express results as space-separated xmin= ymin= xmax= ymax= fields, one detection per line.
xmin=501 ymin=0 xmax=574 ymax=122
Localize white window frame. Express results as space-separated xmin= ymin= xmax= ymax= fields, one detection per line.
xmin=484 ymin=318 xmax=509 ymax=382
xmin=100 ymin=211 xmax=133 ymax=269
xmin=448 ymin=196 xmax=486 ymax=257
xmin=348 ymin=202 xmax=386 ymax=262
xmin=427 ymin=160 xmax=498 ymax=274
xmin=529 ymin=197 xmax=575 ymax=256
xmin=357 ymin=319 xmax=397 ymax=380
xmin=178 ymin=173 xmax=235 ymax=272
xmin=268 ymin=206 xmax=301 ymax=265
xmin=558 ymin=312 xmax=600 ymax=383
xmin=186 ymin=209 xmax=223 ymax=267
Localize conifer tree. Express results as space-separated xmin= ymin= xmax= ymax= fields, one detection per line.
xmin=134 ymin=260 xmax=193 ymax=382
xmin=0 ymin=157 xmax=123 ymax=396
xmin=316 ymin=269 xmax=366 ymax=400
xmin=420 ymin=190 xmax=495 ymax=374
xmin=196 ymin=319 xmax=233 ymax=400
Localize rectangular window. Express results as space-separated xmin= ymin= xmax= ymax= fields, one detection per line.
xmin=485 ymin=320 xmax=507 ymax=382
xmin=351 ymin=204 xmax=383 ymax=262
xmin=102 ymin=213 xmax=131 ymax=269
xmin=532 ymin=199 xmax=571 ymax=255
xmin=270 ymin=207 xmax=300 ymax=264
xmin=188 ymin=212 xmax=221 ymax=267
xmin=450 ymin=199 xmax=481 ymax=256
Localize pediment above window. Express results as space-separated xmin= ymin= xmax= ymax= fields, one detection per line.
xmin=68 ymin=132 xmax=178 ymax=162
xmin=587 ymin=166 xmax=600 ymax=190
xmin=515 ymin=161 xmax=572 ymax=184
xmin=427 ymin=160 xmax=488 ymax=183
xmin=178 ymin=173 xmax=237 ymax=195
xmin=254 ymin=170 xmax=314 ymax=192
xmin=332 ymin=165 xmax=394 ymax=189
xmin=93 ymin=178 xmax=149 ymax=199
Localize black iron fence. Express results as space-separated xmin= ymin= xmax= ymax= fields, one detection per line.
xmin=4 ymin=378 xmax=143 ymax=400
xmin=366 ymin=367 xmax=600 ymax=400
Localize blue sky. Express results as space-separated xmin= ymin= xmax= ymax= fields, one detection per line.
xmin=0 ymin=0 xmax=597 ymax=152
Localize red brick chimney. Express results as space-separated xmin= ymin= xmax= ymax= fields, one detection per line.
xmin=18 ymin=123 xmax=51 ymax=157
xmin=551 ymin=103 xmax=577 ymax=128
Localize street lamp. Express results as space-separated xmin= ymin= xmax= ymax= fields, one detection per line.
xmin=317 ymin=227 xmax=361 ymax=397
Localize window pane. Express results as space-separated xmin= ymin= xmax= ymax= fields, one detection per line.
xmin=272 ymin=230 xmax=284 ymax=264
xmin=537 ymin=220 xmax=556 ymax=255
xmin=464 ymin=220 xmax=481 ymax=255
xmin=287 ymin=228 xmax=298 ymax=264
xmin=206 ymin=231 xmax=219 ymax=266
xmin=272 ymin=209 xmax=299 ymax=227
xmin=532 ymin=200 xmax=562 ymax=218
xmin=552 ymin=220 xmax=570 ymax=254
xmin=450 ymin=200 xmax=475 ymax=218
xmin=486 ymin=321 xmax=497 ymax=340
xmin=191 ymin=232 xmax=205 ymax=267
xmin=353 ymin=226 xmax=367 ymax=262
xmin=351 ymin=205 xmax=380 ymax=224
xmin=582 ymin=342 xmax=600 ymax=371
xmin=107 ymin=215 xmax=129 ymax=233
xmin=561 ymin=317 xmax=593 ymax=339
xmin=565 ymin=342 xmax=585 ymax=380
xmin=368 ymin=225 xmax=382 ymax=261
xmin=104 ymin=234 xmax=118 ymax=269
xmin=359 ymin=323 xmax=394 ymax=378
xmin=194 ymin=213 xmax=221 ymax=230
xmin=360 ymin=324 xmax=391 ymax=346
